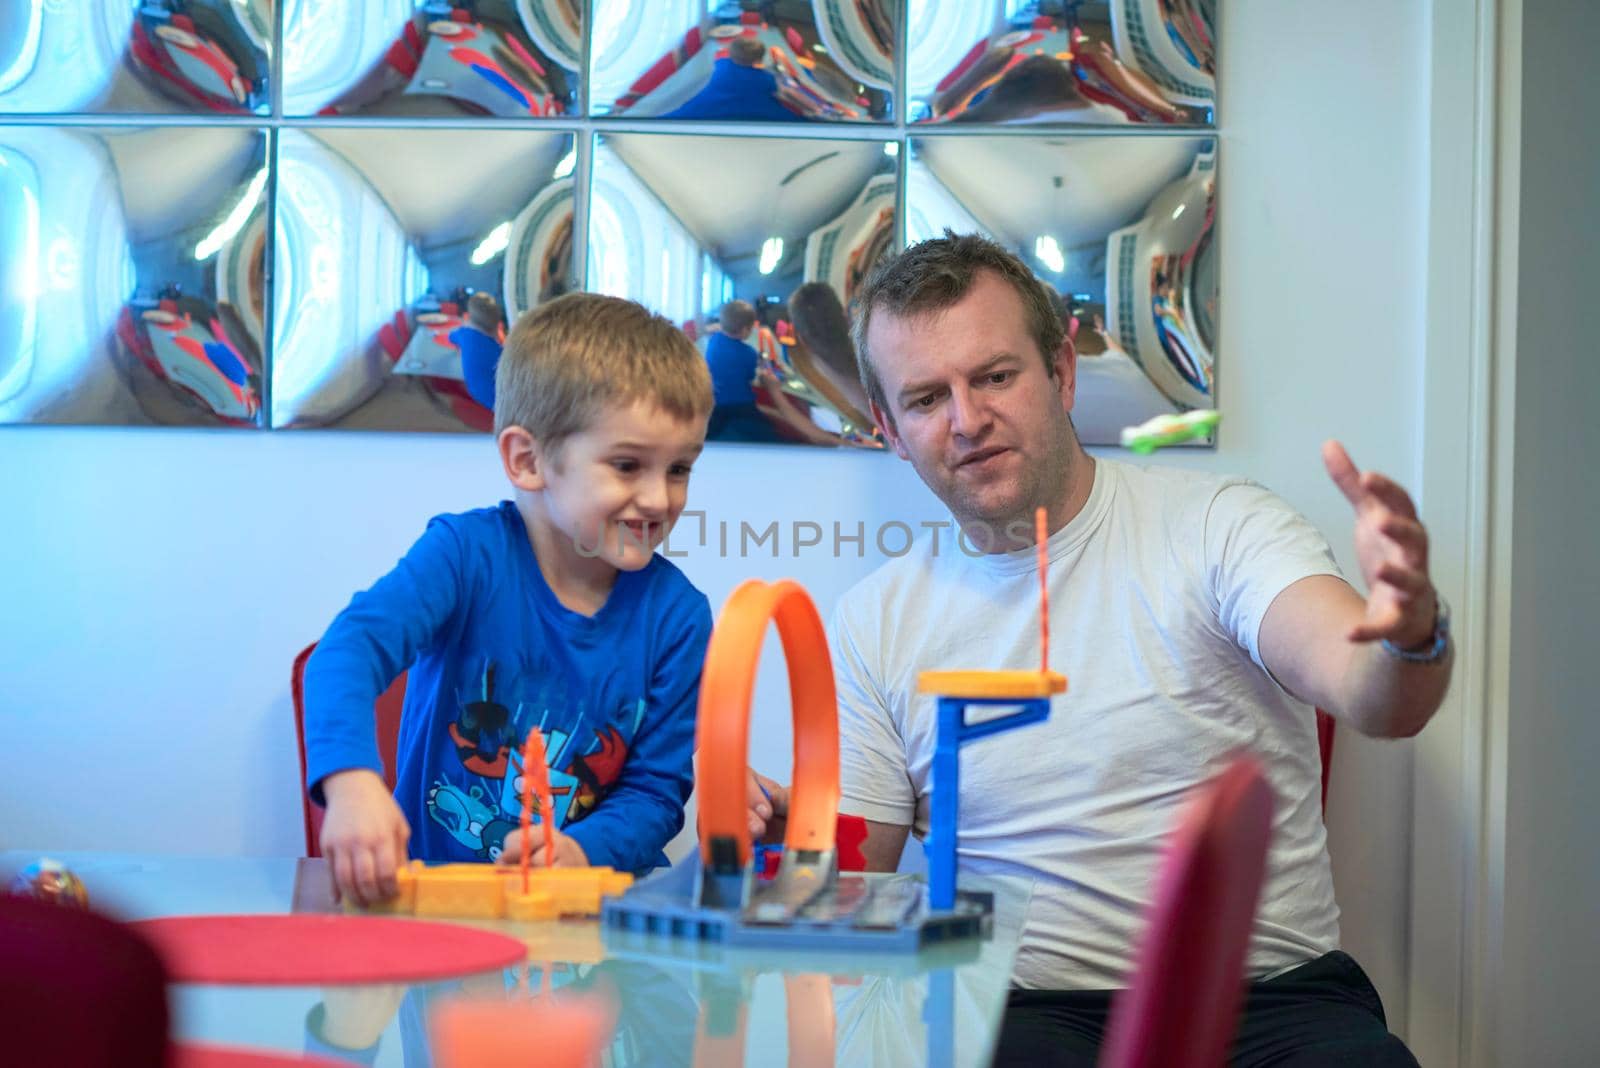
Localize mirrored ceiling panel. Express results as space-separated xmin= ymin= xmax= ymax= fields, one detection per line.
xmin=0 ymin=125 xmax=268 ymax=427
xmin=0 ymin=2 xmax=271 ymax=115
xmin=590 ymin=1 xmax=895 ymax=123
xmin=909 ymin=134 xmax=1216 ymax=445
xmin=282 ymin=0 xmax=581 ymax=118
xmin=907 ymin=1 xmax=1213 ymax=125
xmin=271 ymin=127 xmax=574 ymax=431
xmin=591 ymin=132 xmax=894 ymax=447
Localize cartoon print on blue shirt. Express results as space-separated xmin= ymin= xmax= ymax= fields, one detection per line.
xmin=428 ymin=661 xmax=639 ymax=860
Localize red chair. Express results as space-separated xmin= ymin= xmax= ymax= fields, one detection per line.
xmin=1098 ymin=756 xmax=1276 ymax=1068
xmin=0 ymin=895 xmax=170 ymax=1067
xmin=291 ymin=642 xmax=407 ymax=858
xmin=1316 ymin=709 xmax=1336 ymax=813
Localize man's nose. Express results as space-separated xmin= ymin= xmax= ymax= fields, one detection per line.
xmin=948 ymin=386 xmax=991 ymax=440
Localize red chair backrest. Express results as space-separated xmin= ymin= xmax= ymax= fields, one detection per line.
xmin=1316 ymin=708 xmax=1336 ymax=813
xmin=1098 ymin=756 xmax=1275 ymax=1068
xmin=290 ymin=642 xmax=407 ymax=858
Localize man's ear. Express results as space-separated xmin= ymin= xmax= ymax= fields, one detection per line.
xmin=1053 ymin=336 xmax=1079 ymax=415
xmin=498 ymin=426 xmax=546 ymax=491
xmin=869 ymin=399 xmax=910 ymax=461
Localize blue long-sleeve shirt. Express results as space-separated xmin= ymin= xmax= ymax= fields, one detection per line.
xmin=661 ymin=59 xmax=808 ymax=122
xmin=452 ymin=325 xmax=501 ymax=412
xmin=303 ymin=502 xmax=711 ymax=874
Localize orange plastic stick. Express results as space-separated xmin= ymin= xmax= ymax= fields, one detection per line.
xmin=519 ymin=733 xmax=534 ymax=892
xmin=1036 ymin=506 xmax=1049 ymax=674
xmin=519 ymin=728 xmax=556 ymax=890
xmin=530 ymin=729 xmax=556 ymax=868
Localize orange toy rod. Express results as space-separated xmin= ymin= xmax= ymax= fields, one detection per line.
xmin=519 ymin=728 xmax=555 ymax=891
xmin=695 ymin=579 xmax=840 ymax=870
xmin=1036 ymin=505 xmax=1049 ymax=674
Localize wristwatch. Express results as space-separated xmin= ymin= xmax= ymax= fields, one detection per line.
xmin=1382 ymin=594 xmax=1451 ymax=663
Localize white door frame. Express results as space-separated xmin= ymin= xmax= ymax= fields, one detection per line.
xmin=1408 ymin=1 xmax=1520 ymax=1064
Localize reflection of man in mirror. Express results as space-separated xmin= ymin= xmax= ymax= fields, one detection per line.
xmin=660 ymin=35 xmax=807 ymax=123
xmin=786 ymin=281 xmax=874 ymax=431
xmin=455 ymin=291 xmax=505 ymax=412
xmin=749 ymin=234 xmax=1444 ymax=1066
xmin=705 ymin=300 xmax=782 ymax=443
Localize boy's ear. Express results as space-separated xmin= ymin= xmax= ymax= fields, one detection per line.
xmin=498 ymin=426 xmax=546 ymax=491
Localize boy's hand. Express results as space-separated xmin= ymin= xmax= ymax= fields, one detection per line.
xmin=747 ymin=768 xmax=789 ymax=844
xmin=497 ymin=826 xmax=589 ymax=868
xmin=319 ymin=769 xmax=410 ymax=907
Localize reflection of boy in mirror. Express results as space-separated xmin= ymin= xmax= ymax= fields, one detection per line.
xmin=304 ymin=294 xmax=716 ymax=908
xmin=705 ymin=299 xmax=783 ymax=442
xmin=659 ymin=34 xmax=807 ymax=122
xmin=455 ymin=291 xmax=504 ymax=411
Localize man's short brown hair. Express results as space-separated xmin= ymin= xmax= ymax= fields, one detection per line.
xmin=494 ymin=293 xmax=713 ymax=443
xmin=850 ymin=231 xmax=1066 ymax=426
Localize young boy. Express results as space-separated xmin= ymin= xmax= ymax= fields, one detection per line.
xmin=303 ymin=294 xmax=715 ymax=907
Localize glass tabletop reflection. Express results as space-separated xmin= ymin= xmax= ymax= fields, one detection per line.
xmin=0 ymin=852 xmax=1027 ymax=1067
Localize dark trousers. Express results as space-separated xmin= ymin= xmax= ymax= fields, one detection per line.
xmin=993 ymin=951 xmax=1418 ymax=1066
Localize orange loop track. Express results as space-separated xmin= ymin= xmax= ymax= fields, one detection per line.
xmin=695 ymin=579 xmax=840 ymax=869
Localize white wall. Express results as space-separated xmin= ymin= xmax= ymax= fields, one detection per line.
xmin=0 ymin=0 xmax=1429 ymax=1031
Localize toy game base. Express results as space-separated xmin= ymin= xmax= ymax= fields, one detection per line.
xmin=601 ymin=858 xmax=993 ymax=953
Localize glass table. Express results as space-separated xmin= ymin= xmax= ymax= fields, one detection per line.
xmin=1 ymin=852 xmax=1027 ymax=1067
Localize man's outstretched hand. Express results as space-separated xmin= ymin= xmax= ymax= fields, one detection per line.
xmin=1322 ymin=440 xmax=1438 ymax=649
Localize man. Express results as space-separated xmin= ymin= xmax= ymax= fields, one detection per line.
xmin=750 ymin=234 xmax=1448 ymax=1065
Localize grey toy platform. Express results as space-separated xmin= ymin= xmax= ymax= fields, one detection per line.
xmin=601 ymin=855 xmax=994 ymax=952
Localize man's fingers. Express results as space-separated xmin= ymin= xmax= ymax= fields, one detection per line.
xmin=1321 ymin=440 xmax=1364 ymax=507
xmin=1348 ymin=610 xmax=1403 ymax=643
xmin=1374 ymin=561 xmax=1430 ymax=597
xmin=1360 ymin=471 xmax=1419 ymax=520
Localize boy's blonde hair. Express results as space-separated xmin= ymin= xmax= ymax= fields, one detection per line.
xmin=494 ymin=293 xmax=713 ymax=444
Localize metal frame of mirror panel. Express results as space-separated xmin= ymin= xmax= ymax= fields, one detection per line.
xmin=588 ymin=0 xmax=896 ymax=123
xmin=589 ymin=129 xmax=895 ymax=448
xmin=0 ymin=123 xmax=270 ymax=427
xmin=269 ymin=125 xmax=576 ymax=431
xmin=906 ymin=131 xmax=1218 ymax=446
xmin=0 ymin=2 xmax=273 ymax=117
xmin=1 ymin=1 xmax=1219 ymax=449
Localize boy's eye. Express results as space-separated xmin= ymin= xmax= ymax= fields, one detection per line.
xmin=669 ymin=463 xmax=693 ymax=478
xmin=610 ymin=459 xmax=639 ymax=473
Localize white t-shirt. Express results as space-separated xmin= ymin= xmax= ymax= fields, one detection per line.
xmin=833 ymin=459 xmax=1346 ymax=990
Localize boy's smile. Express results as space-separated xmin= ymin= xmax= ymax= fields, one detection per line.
xmin=514 ymin=399 xmax=706 ymax=614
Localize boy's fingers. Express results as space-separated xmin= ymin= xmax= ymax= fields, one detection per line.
xmin=351 ymin=848 xmax=380 ymax=906
xmin=376 ymin=839 xmax=400 ymax=898
xmin=326 ymin=847 xmax=348 ymax=904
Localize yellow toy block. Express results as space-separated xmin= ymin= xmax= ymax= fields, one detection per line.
xmin=352 ymin=861 xmax=633 ymax=921
xmin=916 ymin=669 xmax=1068 ymax=698
xmin=410 ymin=864 xmax=507 ymax=920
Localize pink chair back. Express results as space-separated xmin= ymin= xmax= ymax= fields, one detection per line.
xmin=0 ymin=895 xmax=170 ymax=1067
xmin=1098 ymin=756 xmax=1275 ymax=1068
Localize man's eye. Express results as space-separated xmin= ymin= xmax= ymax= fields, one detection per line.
xmin=987 ymin=371 xmax=1012 ymax=386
